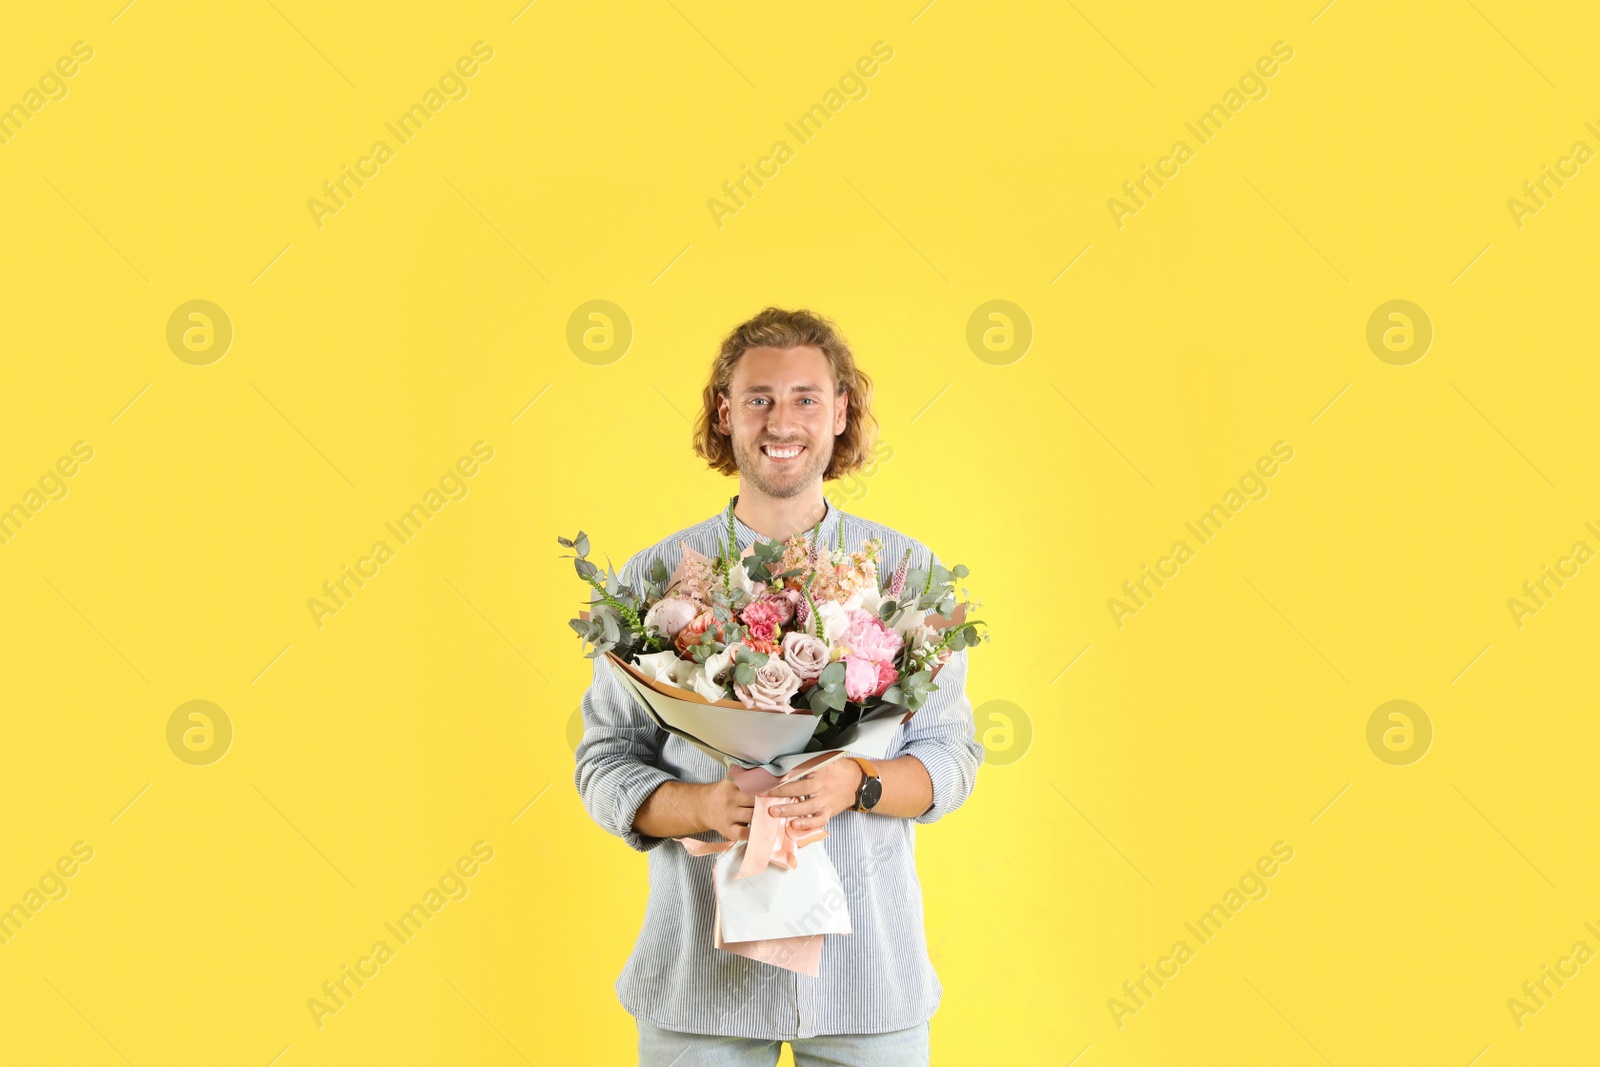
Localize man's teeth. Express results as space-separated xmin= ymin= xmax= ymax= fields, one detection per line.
xmin=762 ymin=445 xmax=802 ymax=458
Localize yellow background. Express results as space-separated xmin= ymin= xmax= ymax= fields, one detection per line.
xmin=2 ymin=0 xmax=1597 ymax=1063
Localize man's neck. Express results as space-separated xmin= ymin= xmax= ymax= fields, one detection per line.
xmin=732 ymin=483 xmax=830 ymax=543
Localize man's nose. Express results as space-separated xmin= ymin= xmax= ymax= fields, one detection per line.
xmin=768 ymin=400 xmax=797 ymax=436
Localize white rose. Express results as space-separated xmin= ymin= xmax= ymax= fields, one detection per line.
xmin=856 ymin=583 xmax=883 ymax=616
xmin=644 ymin=596 xmax=699 ymax=638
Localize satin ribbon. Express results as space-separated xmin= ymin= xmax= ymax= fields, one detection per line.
xmin=674 ymin=753 xmax=842 ymax=976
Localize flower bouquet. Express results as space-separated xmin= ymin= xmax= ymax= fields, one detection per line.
xmin=563 ymin=499 xmax=985 ymax=975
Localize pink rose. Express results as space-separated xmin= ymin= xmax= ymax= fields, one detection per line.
xmin=735 ymin=656 xmax=803 ymax=712
xmin=780 ymin=632 xmax=829 ymax=681
xmin=767 ymin=590 xmax=798 ymax=625
xmin=840 ymin=610 xmax=902 ymax=664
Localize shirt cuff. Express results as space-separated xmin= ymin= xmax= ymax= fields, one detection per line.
xmin=609 ymin=764 xmax=680 ymax=852
xmin=899 ymin=736 xmax=981 ymax=824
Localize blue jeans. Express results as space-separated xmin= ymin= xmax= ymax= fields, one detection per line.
xmin=636 ymin=1018 xmax=931 ymax=1066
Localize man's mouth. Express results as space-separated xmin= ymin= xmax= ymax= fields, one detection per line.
xmin=760 ymin=443 xmax=805 ymax=462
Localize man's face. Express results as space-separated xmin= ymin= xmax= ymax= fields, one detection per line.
xmin=716 ymin=345 xmax=849 ymax=499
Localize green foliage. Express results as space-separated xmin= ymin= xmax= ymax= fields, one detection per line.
xmin=730 ymin=645 xmax=769 ymax=687
xmin=558 ymin=531 xmax=659 ymax=659
xmin=805 ymin=660 xmax=849 ymax=716
xmin=740 ymin=537 xmax=788 ymax=586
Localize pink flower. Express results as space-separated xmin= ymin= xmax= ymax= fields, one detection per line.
xmin=673 ymin=610 xmax=726 ymax=657
xmin=843 ymin=656 xmax=882 ymax=702
xmin=644 ymin=596 xmax=699 ymax=638
xmin=780 ymin=632 xmax=829 ymax=681
xmin=740 ymin=597 xmax=787 ymax=654
xmin=874 ymin=660 xmax=899 ymax=697
xmin=769 ymin=589 xmax=800 ymax=625
xmin=840 ymin=610 xmax=902 ymax=664
xmin=735 ymin=656 xmax=803 ymax=712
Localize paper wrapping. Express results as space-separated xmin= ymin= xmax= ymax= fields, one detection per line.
xmin=582 ymin=560 xmax=965 ymax=976
xmin=602 ymin=651 xmax=914 ymax=976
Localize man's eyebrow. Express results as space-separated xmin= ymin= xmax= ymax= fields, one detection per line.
xmin=738 ymin=384 xmax=827 ymax=396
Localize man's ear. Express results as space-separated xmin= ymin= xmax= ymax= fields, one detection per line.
xmin=716 ymin=392 xmax=732 ymax=435
xmin=834 ymin=389 xmax=849 ymax=435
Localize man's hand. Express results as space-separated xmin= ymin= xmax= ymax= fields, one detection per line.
xmin=698 ymin=776 xmax=757 ymax=842
xmin=765 ymin=758 xmax=866 ymax=834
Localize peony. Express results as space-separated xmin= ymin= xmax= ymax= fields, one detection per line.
xmin=842 ymin=656 xmax=883 ymax=702
xmin=734 ymin=656 xmax=803 ymax=712
xmin=780 ymin=632 xmax=829 ymax=681
xmin=644 ymin=596 xmax=699 ymax=638
xmin=840 ymin=610 xmax=902 ymax=664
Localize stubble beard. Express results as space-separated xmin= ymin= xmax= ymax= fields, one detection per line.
xmin=732 ymin=432 xmax=834 ymax=500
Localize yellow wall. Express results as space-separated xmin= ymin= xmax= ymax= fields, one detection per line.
xmin=2 ymin=1 xmax=1597 ymax=1063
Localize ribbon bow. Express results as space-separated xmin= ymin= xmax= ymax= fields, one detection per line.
xmin=675 ymin=753 xmax=844 ymax=975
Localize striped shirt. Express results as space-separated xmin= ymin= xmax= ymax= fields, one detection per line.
xmin=573 ymin=498 xmax=983 ymax=1040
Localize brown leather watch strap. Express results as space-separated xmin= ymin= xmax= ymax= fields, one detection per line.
xmin=848 ymin=757 xmax=880 ymax=812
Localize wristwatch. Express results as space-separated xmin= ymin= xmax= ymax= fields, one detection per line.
xmin=849 ymin=757 xmax=882 ymax=813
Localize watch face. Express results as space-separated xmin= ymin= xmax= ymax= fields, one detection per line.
xmin=859 ymin=776 xmax=883 ymax=810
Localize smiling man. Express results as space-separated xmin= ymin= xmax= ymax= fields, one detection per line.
xmin=573 ymin=306 xmax=983 ymax=1066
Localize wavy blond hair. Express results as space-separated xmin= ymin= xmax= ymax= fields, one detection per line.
xmin=693 ymin=306 xmax=878 ymax=481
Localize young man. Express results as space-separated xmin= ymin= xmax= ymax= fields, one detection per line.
xmin=573 ymin=306 xmax=983 ymax=1066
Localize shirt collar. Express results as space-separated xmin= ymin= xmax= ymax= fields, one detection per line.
xmin=726 ymin=495 xmax=842 ymax=551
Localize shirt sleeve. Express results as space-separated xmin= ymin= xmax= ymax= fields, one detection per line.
xmin=571 ymin=555 xmax=678 ymax=853
xmin=894 ymin=546 xmax=984 ymax=824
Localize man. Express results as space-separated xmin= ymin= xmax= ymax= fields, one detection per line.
xmin=574 ymin=306 xmax=983 ymax=1066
